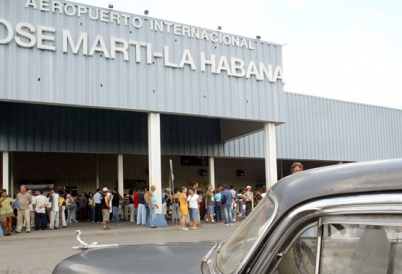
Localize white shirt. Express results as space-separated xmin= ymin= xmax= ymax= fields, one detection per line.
xmin=187 ymin=194 xmax=199 ymax=209
xmin=66 ymin=195 xmax=71 ymax=206
xmin=34 ymin=195 xmax=47 ymax=214
xmin=29 ymin=196 xmax=35 ymax=211
xmin=50 ymin=193 xmax=60 ymax=212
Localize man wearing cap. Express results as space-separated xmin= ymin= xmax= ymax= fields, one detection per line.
xmin=100 ymin=187 xmax=111 ymax=230
xmin=243 ymin=186 xmax=253 ymax=220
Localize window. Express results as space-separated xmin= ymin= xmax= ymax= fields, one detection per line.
xmin=273 ymin=224 xmax=318 ymax=274
xmin=217 ymin=194 xmax=277 ymax=273
xmin=272 ymin=217 xmax=402 ymax=274
xmin=320 ymin=223 xmax=402 ymax=274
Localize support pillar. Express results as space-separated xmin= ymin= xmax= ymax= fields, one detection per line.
xmin=118 ymin=154 xmax=124 ymax=195
xmin=264 ymin=123 xmax=277 ymax=189
xmin=208 ymin=157 xmax=215 ymax=190
xmin=148 ymin=113 xmax=167 ymax=227
xmin=2 ymin=152 xmax=9 ymax=194
xmin=10 ymin=152 xmax=14 ymax=197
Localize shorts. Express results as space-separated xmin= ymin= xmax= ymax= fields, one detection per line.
xmin=0 ymin=212 xmax=14 ymax=218
xmin=207 ymin=205 xmax=214 ymax=214
xmin=189 ymin=208 xmax=197 ymax=221
xmin=102 ymin=209 xmax=109 ymax=222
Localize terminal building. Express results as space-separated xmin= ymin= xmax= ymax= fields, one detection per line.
xmin=1 ymin=0 xmax=402 ymax=214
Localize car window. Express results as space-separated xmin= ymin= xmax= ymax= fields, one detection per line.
xmin=216 ymin=193 xmax=277 ymax=273
xmin=272 ymin=220 xmax=402 ymax=274
xmin=320 ymin=223 xmax=402 ymax=274
xmin=272 ymin=223 xmax=318 ymax=274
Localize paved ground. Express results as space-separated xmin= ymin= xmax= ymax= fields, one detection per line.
xmin=1 ymin=219 xmax=239 ymax=274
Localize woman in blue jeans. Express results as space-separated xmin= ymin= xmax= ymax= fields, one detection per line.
xmin=214 ymin=190 xmax=222 ymax=222
xmin=148 ymin=185 xmax=158 ymax=228
xmin=67 ymin=194 xmax=77 ymax=223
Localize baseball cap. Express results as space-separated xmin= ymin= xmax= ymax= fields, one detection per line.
xmin=246 ymin=186 xmax=252 ymax=189
xmin=102 ymin=187 xmax=109 ymax=192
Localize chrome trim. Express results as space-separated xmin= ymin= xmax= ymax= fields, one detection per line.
xmin=238 ymin=193 xmax=402 ymax=273
xmin=203 ymin=243 xmax=219 ymax=263
xmin=314 ymin=217 xmax=322 ymax=274
xmin=216 ymin=241 xmax=226 ymax=254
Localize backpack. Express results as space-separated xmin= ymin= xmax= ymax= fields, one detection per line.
xmin=221 ymin=194 xmax=226 ymax=204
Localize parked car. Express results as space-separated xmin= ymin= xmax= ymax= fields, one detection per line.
xmin=53 ymin=159 xmax=402 ymax=273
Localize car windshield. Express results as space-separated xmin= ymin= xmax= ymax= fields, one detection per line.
xmin=217 ymin=193 xmax=277 ymax=273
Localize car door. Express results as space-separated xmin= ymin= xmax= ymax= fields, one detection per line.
xmin=265 ymin=216 xmax=402 ymax=274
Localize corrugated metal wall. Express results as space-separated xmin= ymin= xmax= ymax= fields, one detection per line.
xmin=1 ymin=97 xmax=402 ymax=162
xmin=0 ymin=102 xmax=228 ymax=155
xmin=275 ymin=93 xmax=402 ymax=161
xmin=0 ymin=102 xmax=148 ymax=154
xmin=0 ymin=0 xmax=286 ymax=123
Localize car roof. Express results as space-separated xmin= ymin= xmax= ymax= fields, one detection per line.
xmin=271 ymin=158 xmax=402 ymax=217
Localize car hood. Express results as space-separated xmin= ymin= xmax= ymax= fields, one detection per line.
xmin=53 ymin=242 xmax=215 ymax=274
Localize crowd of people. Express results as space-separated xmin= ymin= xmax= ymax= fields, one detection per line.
xmin=0 ymin=163 xmax=305 ymax=235
xmin=0 ymin=183 xmax=273 ymax=235
xmin=168 ymin=182 xmax=267 ymax=231
xmin=0 ymin=185 xmax=91 ymax=235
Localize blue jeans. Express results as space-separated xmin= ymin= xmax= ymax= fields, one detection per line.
xmin=223 ymin=204 xmax=233 ymax=224
xmin=149 ymin=205 xmax=156 ymax=227
xmin=145 ymin=202 xmax=150 ymax=224
xmin=137 ymin=204 xmax=146 ymax=225
xmin=67 ymin=203 xmax=77 ymax=222
xmin=189 ymin=208 xmax=197 ymax=221
xmin=88 ymin=205 xmax=93 ymax=221
xmin=207 ymin=205 xmax=215 ymax=214
xmin=113 ymin=206 xmax=119 ymax=222
xmin=129 ymin=204 xmax=136 ymax=222
xmin=215 ymin=204 xmax=222 ymax=221
xmin=35 ymin=212 xmax=47 ymax=230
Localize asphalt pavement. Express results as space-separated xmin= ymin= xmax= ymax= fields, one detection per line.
xmin=1 ymin=219 xmax=239 ymax=274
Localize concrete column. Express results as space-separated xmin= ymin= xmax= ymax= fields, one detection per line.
xmin=118 ymin=154 xmax=124 ymax=195
xmin=148 ymin=113 xmax=167 ymax=226
xmin=2 ymin=152 xmax=9 ymax=193
xmin=264 ymin=123 xmax=277 ymax=189
xmin=208 ymin=157 xmax=215 ymax=190
xmin=10 ymin=153 xmax=14 ymax=197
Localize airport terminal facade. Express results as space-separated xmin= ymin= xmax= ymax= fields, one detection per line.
xmin=1 ymin=0 xmax=402 ymax=214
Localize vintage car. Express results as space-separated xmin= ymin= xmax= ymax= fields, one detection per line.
xmin=53 ymin=159 xmax=402 ymax=273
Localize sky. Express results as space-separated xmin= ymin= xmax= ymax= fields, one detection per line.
xmin=75 ymin=0 xmax=402 ymax=110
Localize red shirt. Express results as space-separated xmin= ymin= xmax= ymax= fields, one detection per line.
xmin=134 ymin=192 xmax=139 ymax=208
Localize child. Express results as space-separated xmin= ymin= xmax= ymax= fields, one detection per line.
xmin=231 ymin=198 xmax=237 ymax=222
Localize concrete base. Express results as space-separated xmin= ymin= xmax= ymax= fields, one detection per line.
xmin=146 ymin=214 xmax=168 ymax=227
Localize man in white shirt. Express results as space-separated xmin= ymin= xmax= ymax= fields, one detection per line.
xmin=93 ymin=188 xmax=102 ymax=223
xmin=48 ymin=189 xmax=60 ymax=229
xmin=33 ymin=190 xmax=48 ymax=230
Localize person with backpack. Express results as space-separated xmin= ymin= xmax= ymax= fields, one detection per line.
xmin=220 ymin=185 xmax=234 ymax=225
